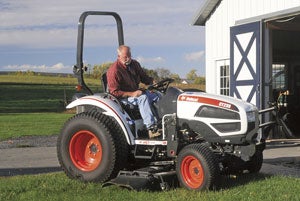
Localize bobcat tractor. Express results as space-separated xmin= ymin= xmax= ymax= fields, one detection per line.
xmin=57 ymin=11 xmax=265 ymax=191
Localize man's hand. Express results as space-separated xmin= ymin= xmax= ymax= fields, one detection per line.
xmin=131 ymin=90 xmax=143 ymax=97
xmin=124 ymin=90 xmax=143 ymax=97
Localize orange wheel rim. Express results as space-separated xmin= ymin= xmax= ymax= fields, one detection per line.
xmin=69 ymin=130 xmax=102 ymax=172
xmin=181 ymin=155 xmax=204 ymax=189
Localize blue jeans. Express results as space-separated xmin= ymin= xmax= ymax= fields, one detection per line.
xmin=122 ymin=90 xmax=160 ymax=129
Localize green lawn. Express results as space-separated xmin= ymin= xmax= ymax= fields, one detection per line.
xmin=0 ymin=172 xmax=299 ymax=201
xmin=0 ymin=84 xmax=75 ymax=113
xmin=0 ymin=74 xmax=100 ymax=140
xmin=0 ymin=74 xmax=100 ymax=85
xmin=0 ymin=76 xmax=100 ymax=113
xmin=0 ymin=113 xmax=73 ymax=140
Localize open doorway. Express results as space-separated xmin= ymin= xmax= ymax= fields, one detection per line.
xmin=267 ymin=14 xmax=300 ymax=138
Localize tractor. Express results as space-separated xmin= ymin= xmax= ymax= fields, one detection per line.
xmin=57 ymin=11 xmax=265 ymax=191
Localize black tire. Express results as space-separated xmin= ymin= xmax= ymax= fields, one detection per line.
xmin=57 ymin=111 xmax=128 ymax=182
xmin=246 ymin=151 xmax=263 ymax=173
xmin=176 ymin=144 xmax=220 ymax=191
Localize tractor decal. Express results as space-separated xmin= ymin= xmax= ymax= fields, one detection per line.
xmin=178 ymin=95 xmax=239 ymax=112
xmin=135 ymin=140 xmax=168 ymax=145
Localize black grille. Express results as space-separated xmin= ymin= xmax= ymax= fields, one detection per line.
xmin=195 ymin=106 xmax=240 ymax=120
xmin=211 ymin=122 xmax=241 ymax=133
xmin=247 ymin=122 xmax=255 ymax=133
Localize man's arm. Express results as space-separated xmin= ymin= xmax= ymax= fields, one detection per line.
xmin=107 ymin=63 xmax=143 ymax=98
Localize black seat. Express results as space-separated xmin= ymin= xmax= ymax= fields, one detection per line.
xmin=101 ymin=72 xmax=141 ymax=119
xmin=101 ymin=72 xmax=109 ymax=93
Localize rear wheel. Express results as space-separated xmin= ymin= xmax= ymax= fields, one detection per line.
xmin=176 ymin=144 xmax=220 ymax=190
xmin=57 ymin=111 xmax=128 ymax=182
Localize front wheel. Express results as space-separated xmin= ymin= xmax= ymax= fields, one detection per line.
xmin=57 ymin=111 xmax=128 ymax=182
xmin=176 ymin=144 xmax=220 ymax=190
xmin=246 ymin=151 xmax=263 ymax=173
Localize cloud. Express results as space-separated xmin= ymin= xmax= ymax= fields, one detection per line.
xmin=0 ymin=0 xmax=204 ymax=49
xmin=2 ymin=63 xmax=71 ymax=73
xmin=184 ymin=51 xmax=205 ymax=62
xmin=136 ymin=56 xmax=165 ymax=64
xmin=0 ymin=0 xmax=206 ymax=77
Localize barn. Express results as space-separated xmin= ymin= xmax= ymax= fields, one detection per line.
xmin=192 ymin=0 xmax=300 ymax=138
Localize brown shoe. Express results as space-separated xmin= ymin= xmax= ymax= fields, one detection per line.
xmin=148 ymin=130 xmax=161 ymax=138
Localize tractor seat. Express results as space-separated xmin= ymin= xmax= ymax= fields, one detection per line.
xmin=101 ymin=72 xmax=109 ymax=93
xmin=101 ymin=72 xmax=141 ymax=120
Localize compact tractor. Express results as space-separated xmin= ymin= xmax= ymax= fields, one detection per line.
xmin=57 ymin=11 xmax=265 ymax=191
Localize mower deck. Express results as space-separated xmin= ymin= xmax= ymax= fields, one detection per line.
xmin=103 ymin=166 xmax=178 ymax=191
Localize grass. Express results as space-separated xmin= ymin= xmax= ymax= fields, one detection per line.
xmin=0 ymin=78 xmax=100 ymax=113
xmin=0 ymin=74 xmax=100 ymax=139
xmin=0 ymin=172 xmax=299 ymax=201
xmin=0 ymin=74 xmax=100 ymax=85
xmin=0 ymin=84 xmax=75 ymax=113
xmin=0 ymin=113 xmax=73 ymax=140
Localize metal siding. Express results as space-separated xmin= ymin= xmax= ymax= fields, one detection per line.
xmin=205 ymin=0 xmax=231 ymax=93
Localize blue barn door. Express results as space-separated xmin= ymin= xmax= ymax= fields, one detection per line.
xmin=230 ymin=21 xmax=261 ymax=108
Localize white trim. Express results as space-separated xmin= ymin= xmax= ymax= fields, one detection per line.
xmin=216 ymin=59 xmax=230 ymax=95
xmin=236 ymin=6 xmax=300 ymax=25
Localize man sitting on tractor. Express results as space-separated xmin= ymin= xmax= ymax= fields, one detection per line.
xmin=107 ymin=45 xmax=161 ymax=138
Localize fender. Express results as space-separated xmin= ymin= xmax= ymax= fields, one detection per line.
xmin=66 ymin=94 xmax=135 ymax=145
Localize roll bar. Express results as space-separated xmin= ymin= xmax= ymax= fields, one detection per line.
xmin=73 ymin=11 xmax=125 ymax=95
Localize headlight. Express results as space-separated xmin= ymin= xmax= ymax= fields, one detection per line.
xmin=247 ymin=111 xmax=256 ymax=122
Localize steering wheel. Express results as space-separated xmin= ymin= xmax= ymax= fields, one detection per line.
xmin=148 ymin=78 xmax=174 ymax=93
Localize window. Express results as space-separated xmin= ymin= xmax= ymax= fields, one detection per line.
xmin=272 ymin=64 xmax=286 ymax=90
xmin=220 ymin=64 xmax=230 ymax=96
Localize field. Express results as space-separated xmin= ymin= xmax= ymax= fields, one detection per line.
xmin=1 ymin=74 xmax=299 ymax=201
xmin=0 ymin=74 xmax=100 ymax=113
xmin=0 ymin=74 xmax=100 ymax=140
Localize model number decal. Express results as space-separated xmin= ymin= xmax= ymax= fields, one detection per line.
xmin=219 ymin=102 xmax=232 ymax=109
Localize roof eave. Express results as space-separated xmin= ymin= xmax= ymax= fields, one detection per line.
xmin=191 ymin=0 xmax=222 ymax=26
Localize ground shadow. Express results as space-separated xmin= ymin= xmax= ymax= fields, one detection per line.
xmin=218 ymin=173 xmax=271 ymax=190
xmin=264 ymin=156 xmax=300 ymax=169
xmin=103 ymin=172 xmax=271 ymax=191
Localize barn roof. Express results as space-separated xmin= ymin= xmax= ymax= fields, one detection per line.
xmin=191 ymin=0 xmax=222 ymax=26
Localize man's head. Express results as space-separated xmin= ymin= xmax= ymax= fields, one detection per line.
xmin=117 ymin=45 xmax=132 ymax=66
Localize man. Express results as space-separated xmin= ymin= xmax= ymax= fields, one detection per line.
xmin=107 ymin=45 xmax=161 ymax=138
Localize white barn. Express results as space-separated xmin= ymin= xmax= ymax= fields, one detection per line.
xmin=192 ymin=0 xmax=300 ymax=137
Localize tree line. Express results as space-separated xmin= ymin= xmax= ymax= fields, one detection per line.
xmin=89 ymin=62 xmax=205 ymax=85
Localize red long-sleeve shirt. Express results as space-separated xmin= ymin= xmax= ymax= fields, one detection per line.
xmin=107 ymin=59 xmax=153 ymax=98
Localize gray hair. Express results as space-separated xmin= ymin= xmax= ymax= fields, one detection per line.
xmin=117 ymin=45 xmax=131 ymax=55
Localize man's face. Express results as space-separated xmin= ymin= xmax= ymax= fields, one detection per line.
xmin=119 ymin=48 xmax=132 ymax=66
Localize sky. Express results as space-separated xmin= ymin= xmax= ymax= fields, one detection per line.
xmin=0 ymin=0 xmax=206 ymax=77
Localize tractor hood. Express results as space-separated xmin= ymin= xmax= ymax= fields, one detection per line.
xmin=176 ymin=91 xmax=259 ymax=140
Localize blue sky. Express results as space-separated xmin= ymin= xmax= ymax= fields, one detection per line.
xmin=0 ymin=0 xmax=205 ymax=77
